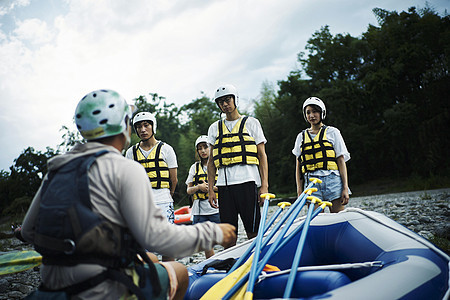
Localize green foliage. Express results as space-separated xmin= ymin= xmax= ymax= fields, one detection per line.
xmin=58 ymin=125 xmax=85 ymax=152
xmin=267 ymin=6 xmax=450 ymax=190
xmin=0 ymin=147 xmax=58 ymax=213
xmin=1 ymin=6 xmax=449 ymax=215
xmin=4 ymin=196 xmax=32 ymax=216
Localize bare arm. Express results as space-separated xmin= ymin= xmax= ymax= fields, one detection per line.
xmin=186 ymin=182 xmax=196 ymax=195
xmin=336 ymin=156 xmax=349 ymax=205
xmin=207 ymin=146 xmax=218 ymax=208
xmin=169 ymin=168 xmax=178 ymax=197
xmin=257 ymin=142 xmax=269 ymax=202
xmin=186 ymin=181 xmax=208 ymax=195
xmin=295 ymin=160 xmax=304 ymax=197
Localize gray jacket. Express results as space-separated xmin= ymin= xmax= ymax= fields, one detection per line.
xmin=22 ymin=142 xmax=223 ymax=299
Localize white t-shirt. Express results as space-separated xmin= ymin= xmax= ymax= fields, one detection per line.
xmin=185 ymin=162 xmax=220 ymax=216
xmin=292 ymin=126 xmax=350 ymax=176
xmin=207 ymin=116 xmax=266 ymax=187
xmin=125 ymin=141 xmax=178 ymax=204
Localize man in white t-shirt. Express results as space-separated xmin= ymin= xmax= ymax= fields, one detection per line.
xmin=207 ymin=84 xmax=269 ymax=247
xmin=125 ymin=111 xmax=178 ymax=261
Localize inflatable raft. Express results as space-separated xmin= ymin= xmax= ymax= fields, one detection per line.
xmin=175 ymin=206 xmax=192 ymax=225
xmin=184 ymin=208 xmax=450 ymax=299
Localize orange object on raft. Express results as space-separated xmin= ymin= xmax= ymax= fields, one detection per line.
xmin=174 ymin=206 xmax=192 ymax=225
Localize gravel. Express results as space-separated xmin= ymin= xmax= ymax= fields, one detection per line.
xmin=1 ymin=188 xmax=448 ymax=299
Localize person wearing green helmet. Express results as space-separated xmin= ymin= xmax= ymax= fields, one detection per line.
xmin=20 ymin=89 xmax=236 ymax=300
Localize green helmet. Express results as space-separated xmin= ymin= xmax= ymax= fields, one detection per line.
xmin=75 ymin=89 xmax=132 ymax=141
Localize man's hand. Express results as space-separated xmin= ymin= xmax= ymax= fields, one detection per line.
xmin=218 ymin=224 xmax=237 ymax=248
xmin=209 ymin=188 xmax=218 ymax=208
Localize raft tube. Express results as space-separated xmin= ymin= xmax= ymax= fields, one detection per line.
xmin=185 ymin=208 xmax=450 ymax=299
xmin=175 ymin=206 xmax=192 ymax=225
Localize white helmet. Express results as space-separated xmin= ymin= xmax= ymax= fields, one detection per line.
xmin=133 ymin=112 xmax=157 ymax=135
xmin=302 ymin=97 xmax=326 ymax=121
xmin=213 ymin=84 xmax=239 ymax=110
xmin=75 ymin=89 xmax=132 ymax=141
xmin=195 ymin=135 xmax=209 ymax=148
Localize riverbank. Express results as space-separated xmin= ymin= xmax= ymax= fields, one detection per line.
xmin=0 ymin=188 xmax=449 ymax=299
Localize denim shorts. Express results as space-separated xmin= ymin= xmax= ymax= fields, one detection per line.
xmin=193 ymin=213 xmax=221 ymax=224
xmin=304 ymin=173 xmax=343 ymax=202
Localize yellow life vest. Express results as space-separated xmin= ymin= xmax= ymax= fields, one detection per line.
xmin=132 ymin=142 xmax=170 ymax=189
xmin=192 ymin=162 xmax=218 ymax=200
xmin=299 ymin=126 xmax=338 ymax=174
xmin=213 ymin=116 xmax=259 ymax=168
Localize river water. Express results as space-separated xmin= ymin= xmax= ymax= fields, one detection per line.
xmin=1 ymin=188 xmax=449 ymax=299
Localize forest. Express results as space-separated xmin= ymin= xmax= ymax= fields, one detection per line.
xmin=1 ymin=7 xmax=449 ymax=215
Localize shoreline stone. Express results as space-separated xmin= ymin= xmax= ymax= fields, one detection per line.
xmin=1 ymin=188 xmax=448 ymax=299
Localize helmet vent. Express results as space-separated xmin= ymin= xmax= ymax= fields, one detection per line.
xmin=99 ymin=119 xmax=108 ymax=125
xmin=92 ymin=110 xmax=101 ymax=115
xmin=76 ymin=114 xmax=81 ymax=119
xmin=109 ymin=104 xmax=115 ymax=108
xmin=93 ymin=93 xmax=97 ymax=97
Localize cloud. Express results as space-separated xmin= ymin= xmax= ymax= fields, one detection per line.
xmin=0 ymin=0 xmax=30 ymax=16
xmin=0 ymin=0 xmax=448 ymax=171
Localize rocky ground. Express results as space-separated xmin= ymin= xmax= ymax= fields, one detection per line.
xmin=1 ymin=188 xmax=449 ymax=299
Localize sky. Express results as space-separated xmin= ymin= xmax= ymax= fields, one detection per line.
xmin=0 ymin=0 xmax=448 ymax=172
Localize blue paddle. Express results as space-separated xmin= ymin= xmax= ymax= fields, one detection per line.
xmin=244 ymin=193 xmax=275 ymax=299
xmin=222 ymin=179 xmax=322 ymax=299
xmin=223 ymin=202 xmax=329 ymax=300
xmin=227 ymin=201 xmax=291 ymax=274
xmin=284 ymin=196 xmax=322 ymax=298
xmin=229 ymin=178 xmax=322 ymax=274
xmin=274 ymin=200 xmax=332 ymax=254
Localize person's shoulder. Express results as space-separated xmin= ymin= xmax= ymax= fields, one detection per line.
xmin=125 ymin=144 xmax=135 ymax=155
xmin=210 ymin=119 xmax=221 ymax=126
xmin=158 ymin=140 xmax=172 ymax=149
xmin=244 ymin=115 xmax=262 ymax=126
xmin=99 ymin=151 xmax=142 ymax=172
xmin=325 ymin=125 xmax=341 ymax=134
xmin=208 ymin=120 xmax=221 ymax=132
xmin=189 ymin=162 xmax=197 ymax=171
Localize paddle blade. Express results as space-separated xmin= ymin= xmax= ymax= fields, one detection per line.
xmin=200 ymin=255 xmax=253 ymax=300
xmin=0 ymin=250 xmax=42 ymax=275
xmin=232 ymin=282 xmax=249 ymax=300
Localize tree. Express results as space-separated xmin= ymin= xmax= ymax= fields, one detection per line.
xmin=1 ymin=147 xmax=58 ymax=213
xmin=262 ymin=6 xmax=449 ymax=189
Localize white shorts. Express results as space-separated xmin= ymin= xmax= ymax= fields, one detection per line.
xmin=156 ymin=202 xmax=174 ymax=224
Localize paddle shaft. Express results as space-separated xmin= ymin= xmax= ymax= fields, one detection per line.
xmin=245 ymin=195 xmax=271 ymax=298
xmin=283 ymin=197 xmax=318 ymax=298
xmin=222 ymin=191 xmax=316 ymax=300
xmin=223 ymin=203 xmax=324 ymax=300
xmin=228 ymin=180 xmax=318 ymax=274
xmin=227 ymin=201 xmax=284 ymax=274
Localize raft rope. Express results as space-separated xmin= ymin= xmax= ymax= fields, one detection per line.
xmin=257 ymin=261 xmax=383 ymax=282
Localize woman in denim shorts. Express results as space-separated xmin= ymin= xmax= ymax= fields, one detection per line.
xmin=292 ymin=97 xmax=351 ymax=213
